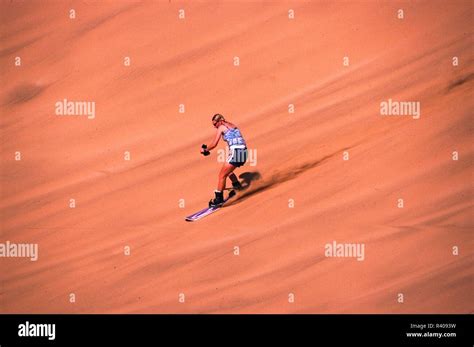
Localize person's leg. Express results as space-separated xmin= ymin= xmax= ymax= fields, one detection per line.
xmin=217 ymin=162 xmax=236 ymax=191
xmin=227 ymin=148 xmax=246 ymax=189
xmin=229 ymin=173 xmax=239 ymax=184
xmin=228 ymin=172 xmax=244 ymax=190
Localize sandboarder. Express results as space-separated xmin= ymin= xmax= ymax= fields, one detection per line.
xmin=201 ymin=114 xmax=248 ymax=207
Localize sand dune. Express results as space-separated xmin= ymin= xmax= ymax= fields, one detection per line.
xmin=0 ymin=1 xmax=472 ymax=313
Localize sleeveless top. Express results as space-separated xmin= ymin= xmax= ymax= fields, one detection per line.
xmin=222 ymin=126 xmax=246 ymax=148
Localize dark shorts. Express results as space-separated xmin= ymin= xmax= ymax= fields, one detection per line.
xmin=228 ymin=147 xmax=247 ymax=167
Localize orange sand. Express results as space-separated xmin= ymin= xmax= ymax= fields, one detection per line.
xmin=0 ymin=1 xmax=472 ymax=313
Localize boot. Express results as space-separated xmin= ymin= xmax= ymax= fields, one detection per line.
xmin=209 ymin=190 xmax=224 ymax=207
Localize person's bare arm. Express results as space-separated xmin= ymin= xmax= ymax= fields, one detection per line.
xmin=203 ymin=126 xmax=224 ymax=152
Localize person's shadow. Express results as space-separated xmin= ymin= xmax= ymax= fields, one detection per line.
xmin=238 ymin=171 xmax=261 ymax=190
xmin=224 ymin=171 xmax=261 ymax=191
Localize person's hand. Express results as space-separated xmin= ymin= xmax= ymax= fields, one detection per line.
xmin=201 ymin=144 xmax=210 ymax=156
